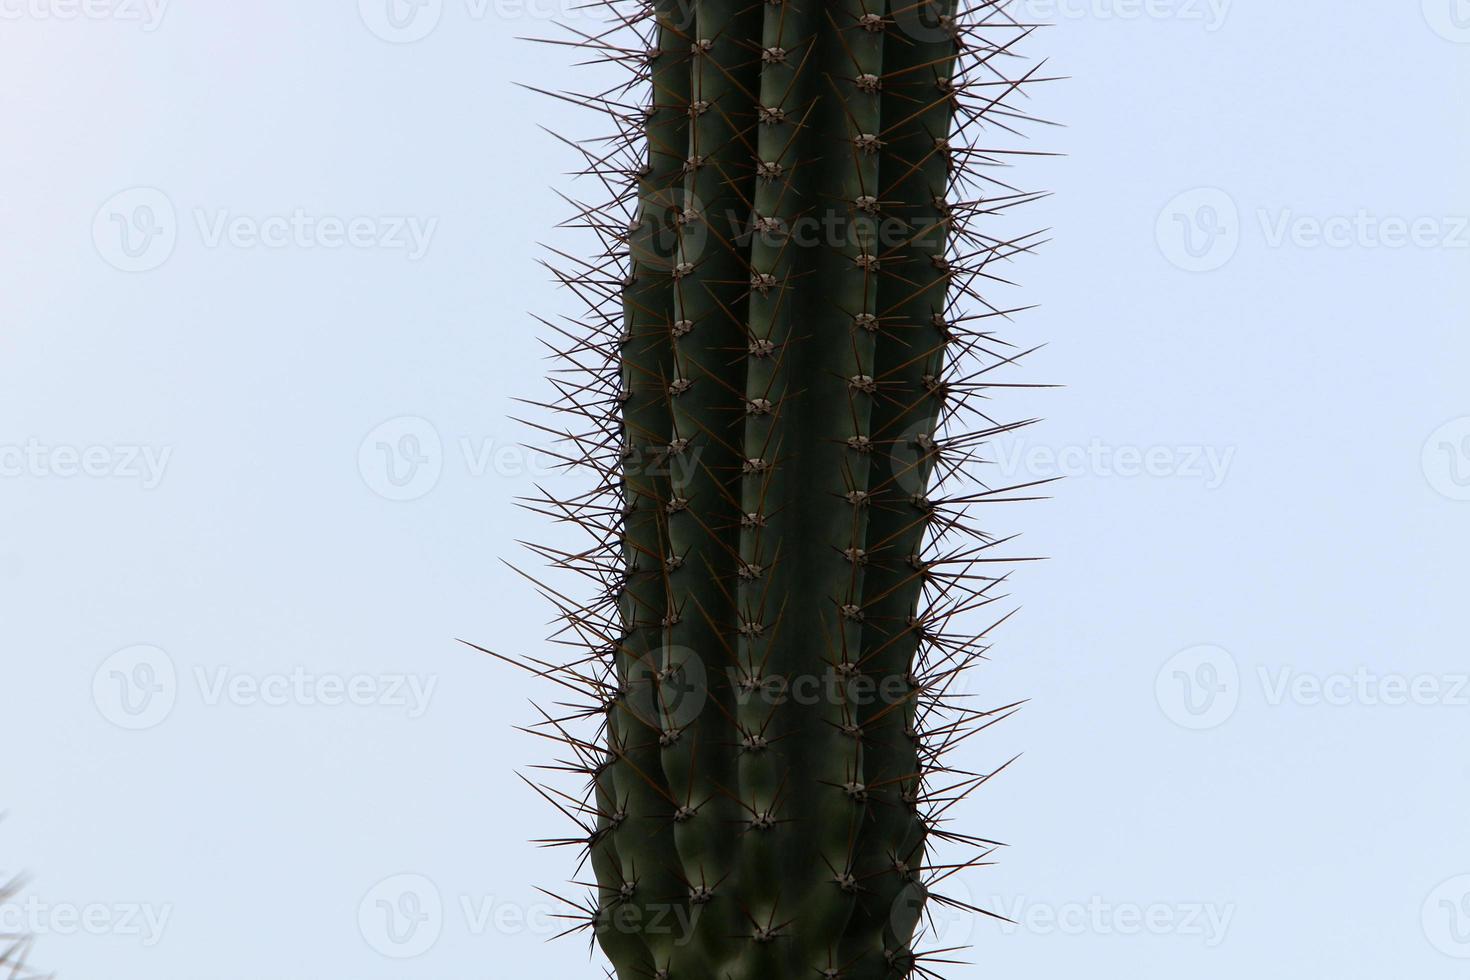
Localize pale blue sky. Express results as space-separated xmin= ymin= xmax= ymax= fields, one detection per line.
xmin=1 ymin=3 xmax=1467 ymax=978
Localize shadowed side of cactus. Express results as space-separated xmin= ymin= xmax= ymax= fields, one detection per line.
xmin=490 ymin=1 xmax=1049 ymax=977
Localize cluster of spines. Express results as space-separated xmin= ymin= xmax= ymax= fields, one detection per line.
xmin=1 ymin=873 xmax=45 ymax=979
xmin=496 ymin=1 xmax=1051 ymax=977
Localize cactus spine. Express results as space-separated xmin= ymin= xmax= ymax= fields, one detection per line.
xmin=1 ymin=873 xmax=41 ymax=978
xmin=507 ymin=1 xmax=1045 ymax=977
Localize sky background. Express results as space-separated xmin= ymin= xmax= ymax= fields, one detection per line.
xmin=2 ymin=2 xmax=1468 ymax=978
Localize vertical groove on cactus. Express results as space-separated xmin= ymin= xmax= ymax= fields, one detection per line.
xmin=493 ymin=1 xmax=1051 ymax=977
xmin=607 ymin=2 xmax=690 ymax=967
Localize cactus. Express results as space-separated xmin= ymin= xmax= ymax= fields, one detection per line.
xmin=491 ymin=1 xmax=1048 ymax=977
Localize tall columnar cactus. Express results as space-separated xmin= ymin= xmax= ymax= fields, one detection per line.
xmin=501 ymin=1 xmax=1046 ymax=977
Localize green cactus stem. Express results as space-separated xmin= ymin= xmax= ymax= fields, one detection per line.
xmin=500 ymin=1 xmax=1049 ymax=977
